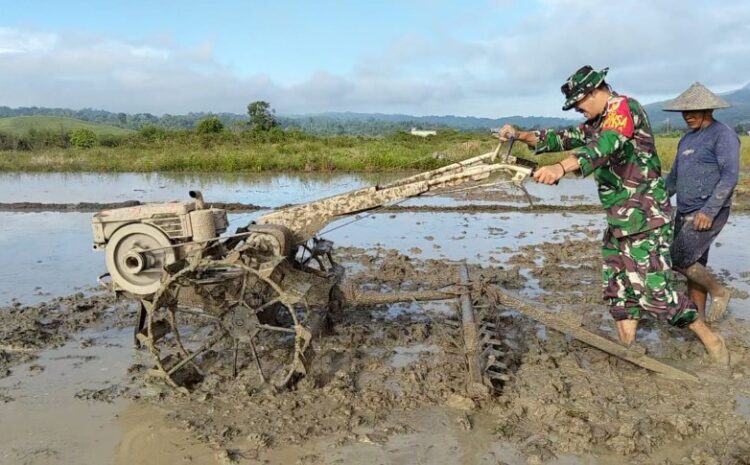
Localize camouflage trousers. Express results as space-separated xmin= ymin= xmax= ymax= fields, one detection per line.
xmin=602 ymin=223 xmax=698 ymax=328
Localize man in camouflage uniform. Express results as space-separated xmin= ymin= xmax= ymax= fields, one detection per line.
xmin=498 ymin=65 xmax=728 ymax=364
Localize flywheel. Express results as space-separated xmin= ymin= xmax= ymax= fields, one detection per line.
xmin=105 ymin=223 xmax=176 ymax=295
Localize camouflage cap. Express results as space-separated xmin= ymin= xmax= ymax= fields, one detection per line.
xmin=561 ymin=65 xmax=609 ymax=111
xmin=662 ymin=82 xmax=730 ymax=111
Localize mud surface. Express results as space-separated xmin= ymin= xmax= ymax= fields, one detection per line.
xmin=2 ymin=239 xmax=749 ymax=464
xmin=1 ymin=174 xmax=750 ymax=465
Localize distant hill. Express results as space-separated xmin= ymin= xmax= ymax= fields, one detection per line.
xmin=644 ymin=83 xmax=750 ymax=132
xmin=281 ymin=112 xmax=576 ymax=134
xmin=0 ymin=116 xmax=133 ymax=136
xmin=0 ymin=106 xmax=576 ymax=136
xmin=12 ymin=84 xmax=750 ymax=137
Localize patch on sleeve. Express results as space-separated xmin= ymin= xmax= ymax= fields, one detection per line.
xmin=601 ymin=97 xmax=634 ymax=137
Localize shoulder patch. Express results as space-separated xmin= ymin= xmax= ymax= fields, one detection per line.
xmin=601 ymin=97 xmax=634 ymax=137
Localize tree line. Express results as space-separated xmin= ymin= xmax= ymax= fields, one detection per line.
xmin=0 ymin=101 xmax=568 ymax=137
xmin=0 ymin=102 xmax=428 ymax=135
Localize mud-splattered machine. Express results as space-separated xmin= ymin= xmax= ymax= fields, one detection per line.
xmin=91 ymin=147 xmax=534 ymax=392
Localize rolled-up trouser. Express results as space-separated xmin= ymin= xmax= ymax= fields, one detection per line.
xmin=602 ymin=223 xmax=698 ymax=328
xmin=670 ymin=206 xmax=730 ymax=269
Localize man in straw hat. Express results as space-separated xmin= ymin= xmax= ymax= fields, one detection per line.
xmin=663 ymin=83 xmax=740 ymax=322
xmin=498 ymin=66 xmax=728 ymax=364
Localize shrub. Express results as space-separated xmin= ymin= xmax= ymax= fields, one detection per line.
xmin=196 ymin=116 xmax=224 ymax=134
xmin=69 ymin=128 xmax=98 ymax=149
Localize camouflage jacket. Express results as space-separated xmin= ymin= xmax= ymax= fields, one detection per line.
xmin=533 ymin=94 xmax=671 ymax=238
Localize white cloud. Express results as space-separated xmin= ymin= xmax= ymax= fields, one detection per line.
xmin=1 ymin=1 xmax=749 ymax=117
xmin=0 ymin=27 xmax=56 ymax=54
xmin=129 ymin=46 xmax=170 ymax=60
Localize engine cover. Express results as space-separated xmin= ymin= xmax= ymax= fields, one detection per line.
xmin=92 ymin=193 xmax=229 ymax=295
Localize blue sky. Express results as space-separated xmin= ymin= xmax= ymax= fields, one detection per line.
xmin=1 ymin=1 xmax=538 ymax=80
xmin=1 ymin=0 xmax=748 ymax=117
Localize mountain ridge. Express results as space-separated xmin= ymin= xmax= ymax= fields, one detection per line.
xmin=2 ymin=81 xmax=749 ymax=134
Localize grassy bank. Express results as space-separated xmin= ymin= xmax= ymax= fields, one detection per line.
xmin=0 ymin=129 xmax=747 ymax=173
xmin=0 ymin=130 xmax=498 ymax=172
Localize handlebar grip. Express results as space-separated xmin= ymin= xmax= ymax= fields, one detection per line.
xmin=530 ymin=167 xmax=561 ymax=186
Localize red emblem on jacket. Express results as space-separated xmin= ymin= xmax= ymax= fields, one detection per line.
xmin=601 ymin=97 xmax=634 ymax=137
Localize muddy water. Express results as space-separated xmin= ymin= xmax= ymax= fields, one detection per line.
xmin=0 ymin=172 xmax=601 ymax=305
xmin=0 ymin=329 xmax=133 ymax=465
xmin=0 ymin=213 xmax=102 ymax=304
xmin=0 ymin=172 xmax=397 ymax=206
xmin=0 ymin=210 xmax=600 ymax=306
xmin=0 ymin=171 xmax=598 ymax=207
xmin=0 ymin=328 xmax=218 ymax=465
xmin=4 ymin=208 xmax=748 ymax=319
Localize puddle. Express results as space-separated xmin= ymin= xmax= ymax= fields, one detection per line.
xmin=0 ymin=326 xmax=219 ymax=465
xmin=390 ymin=344 xmax=441 ymax=368
xmin=115 ymin=403 xmax=219 ymax=465
xmin=0 ymin=328 xmax=133 ymax=465
xmin=324 ymin=211 xmax=602 ymax=262
xmin=262 ymin=407 xmax=531 ymax=465
xmin=737 ymin=395 xmax=750 ymax=421
xmin=383 ymin=300 xmax=455 ymax=320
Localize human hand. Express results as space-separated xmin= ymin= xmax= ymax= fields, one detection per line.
xmin=693 ymin=212 xmax=713 ymax=231
xmin=533 ymin=163 xmax=564 ymax=185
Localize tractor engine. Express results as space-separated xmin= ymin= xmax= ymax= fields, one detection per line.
xmin=91 ymin=190 xmax=228 ymax=295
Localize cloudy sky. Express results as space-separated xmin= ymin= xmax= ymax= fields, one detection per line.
xmin=1 ymin=0 xmax=748 ymax=117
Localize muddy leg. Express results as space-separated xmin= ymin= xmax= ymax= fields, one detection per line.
xmin=134 ymin=301 xmax=147 ymax=349
xmin=688 ymin=319 xmax=729 ymax=365
xmin=615 ymin=319 xmax=638 ymax=346
xmin=687 ymin=281 xmax=708 ymax=320
xmin=677 ymin=264 xmax=730 ymax=322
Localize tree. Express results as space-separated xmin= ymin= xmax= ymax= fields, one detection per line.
xmin=196 ymin=116 xmax=224 ymax=134
xmin=69 ymin=128 xmax=98 ymax=148
xmin=247 ymin=101 xmax=278 ymax=131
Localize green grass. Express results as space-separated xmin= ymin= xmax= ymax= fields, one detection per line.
xmin=0 ymin=131 xmax=498 ymax=172
xmin=0 ymin=129 xmax=748 ymax=173
xmin=0 ymin=116 xmax=133 ymax=136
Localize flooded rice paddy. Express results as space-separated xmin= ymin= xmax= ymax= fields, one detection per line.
xmin=1 ymin=172 xmax=749 ymax=465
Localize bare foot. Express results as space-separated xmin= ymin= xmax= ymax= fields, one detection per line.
xmin=707 ymin=288 xmax=731 ymax=322
xmin=705 ymin=334 xmax=730 ymax=366
xmin=615 ymin=319 xmax=638 ymax=346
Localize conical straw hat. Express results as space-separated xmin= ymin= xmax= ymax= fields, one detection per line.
xmin=663 ymin=82 xmax=730 ymax=111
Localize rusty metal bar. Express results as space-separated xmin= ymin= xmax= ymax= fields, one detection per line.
xmin=485 ymin=286 xmax=699 ymax=383
xmin=459 ymin=263 xmax=491 ymax=398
